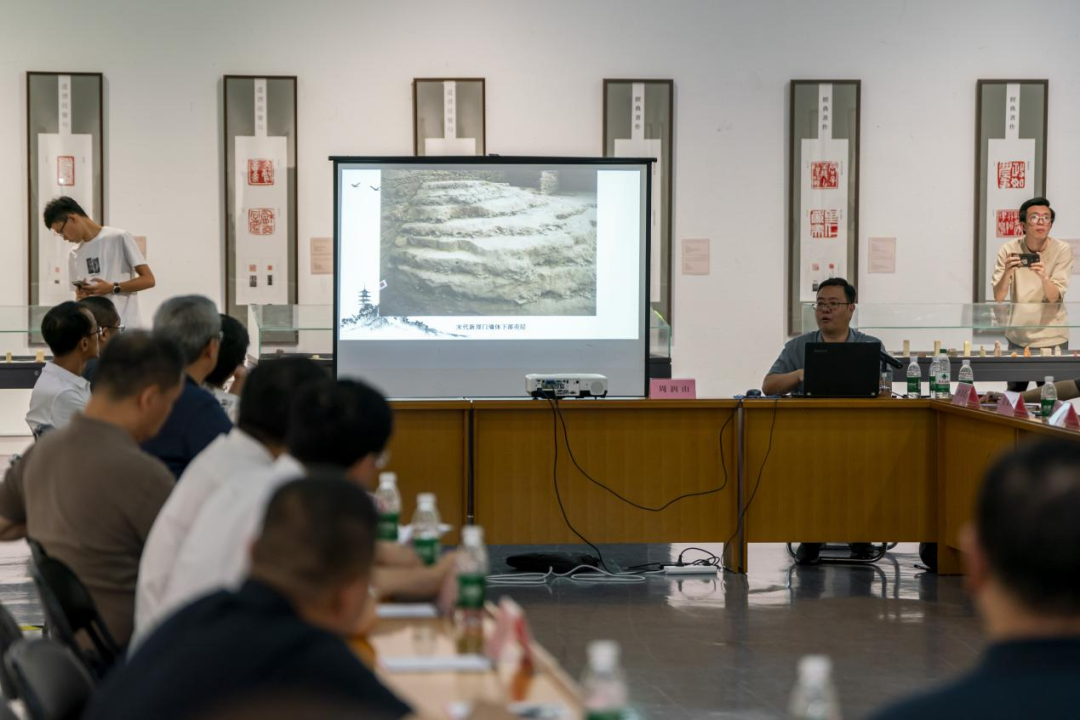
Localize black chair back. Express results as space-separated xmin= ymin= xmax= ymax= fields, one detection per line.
xmin=4 ymin=638 xmax=95 ymax=720
xmin=28 ymin=553 xmax=119 ymax=677
xmin=0 ymin=603 xmax=23 ymax=699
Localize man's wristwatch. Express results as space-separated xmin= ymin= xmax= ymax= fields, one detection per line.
xmin=112 ymin=283 xmax=121 ymax=295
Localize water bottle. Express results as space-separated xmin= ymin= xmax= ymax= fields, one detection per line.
xmin=582 ymin=640 xmax=629 ymax=720
xmin=1041 ymin=376 xmax=1057 ymax=418
xmin=906 ymin=355 xmax=921 ymax=399
xmin=411 ymin=493 xmax=441 ymax=566
xmin=936 ymin=350 xmax=951 ymax=399
xmin=374 ymin=472 xmax=402 ymax=542
xmin=958 ymin=359 xmax=975 ymax=388
xmin=455 ymin=525 xmax=488 ymax=654
xmin=788 ymin=655 xmax=841 ymax=720
xmin=928 ymin=354 xmax=940 ymax=399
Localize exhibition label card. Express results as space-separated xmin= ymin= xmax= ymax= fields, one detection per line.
xmin=681 ymin=238 xmax=710 ymax=275
xmin=868 ymin=237 xmax=896 ymax=274
xmin=650 ymin=378 xmax=696 ymax=399
xmin=310 ymin=237 xmax=333 ymax=275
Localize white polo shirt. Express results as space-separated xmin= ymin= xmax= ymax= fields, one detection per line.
xmin=134 ymin=429 xmax=274 ymax=636
xmin=135 ymin=453 xmax=304 ymax=644
xmin=25 ymin=362 xmax=91 ymax=434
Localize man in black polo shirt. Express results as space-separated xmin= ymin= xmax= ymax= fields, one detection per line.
xmin=871 ymin=441 xmax=1080 ymax=719
xmin=83 ymin=475 xmax=412 ymax=720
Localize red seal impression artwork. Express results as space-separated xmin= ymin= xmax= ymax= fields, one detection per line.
xmin=248 ymin=209 xmax=275 ymax=236
xmin=996 ymin=210 xmax=1023 ymax=238
xmin=57 ymin=156 xmax=75 ymax=187
xmin=810 ymin=209 xmax=839 ymax=239
xmin=247 ymin=159 xmax=274 ymax=186
xmin=810 ymin=162 xmax=838 ymax=190
xmin=996 ymin=161 xmax=1026 ymax=189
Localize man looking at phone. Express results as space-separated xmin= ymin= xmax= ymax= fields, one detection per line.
xmin=44 ymin=196 xmax=156 ymax=328
xmin=991 ymin=197 xmax=1072 ymax=390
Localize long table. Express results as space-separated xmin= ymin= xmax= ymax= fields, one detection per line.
xmin=384 ymin=398 xmax=1080 ymax=574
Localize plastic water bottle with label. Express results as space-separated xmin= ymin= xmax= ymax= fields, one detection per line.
xmin=455 ymin=525 xmax=488 ymax=654
xmin=1041 ymin=376 xmax=1057 ymax=418
xmin=906 ymin=355 xmax=921 ymax=399
xmin=582 ymin=640 xmax=629 ymax=720
xmin=958 ymin=359 xmax=975 ymax=389
xmin=788 ymin=655 xmax=841 ymax=720
xmin=374 ymin=472 xmax=401 ymax=542
xmin=928 ymin=354 xmax=940 ymax=398
xmin=936 ymin=350 xmax=951 ymax=399
xmin=411 ymin=493 xmax=441 ymax=566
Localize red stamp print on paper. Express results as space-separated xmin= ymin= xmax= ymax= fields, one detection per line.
xmin=810 ymin=162 xmax=838 ymax=189
xmin=248 ymin=208 xmax=275 ymax=236
xmin=247 ymin=159 xmax=274 ymax=186
xmin=996 ymin=161 xmax=1026 ymax=189
xmin=996 ymin=209 xmax=1023 ymax=238
xmin=810 ymin=209 xmax=839 ymax=239
xmin=57 ymin=156 xmax=75 ymax=187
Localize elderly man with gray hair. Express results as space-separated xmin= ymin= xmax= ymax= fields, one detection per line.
xmin=142 ymin=295 xmax=232 ymax=478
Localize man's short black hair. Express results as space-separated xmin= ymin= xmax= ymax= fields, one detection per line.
xmin=237 ymin=358 xmax=326 ymax=447
xmin=286 ymin=379 xmax=392 ymax=469
xmin=816 ymin=277 xmax=857 ymax=304
xmin=92 ymin=331 xmax=184 ymax=401
xmin=977 ymin=440 xmax=1080 ymax=615
xmin=40 ymin=302 xmax=94 ymax=356
xmin=78 ymin=296 xmax=121 ymax=329
xmin=1019 ymin=197 xmax=1055 ymax=224
xmin=42 ymin=196 xmax=89 ymax=229
xmin=205 ymin=314 xmax=250 ymax=387
xmin=251 ymin=473 xmax=378 ymax=603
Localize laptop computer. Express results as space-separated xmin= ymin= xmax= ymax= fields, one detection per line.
xmin=803 ymin=342 xmax=882 ymax=398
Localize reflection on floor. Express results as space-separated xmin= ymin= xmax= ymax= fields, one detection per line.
xmin=488 ymin=542 xmax=981 ymax=720
xmin=0 ymin=539 xmax=980 ymax=718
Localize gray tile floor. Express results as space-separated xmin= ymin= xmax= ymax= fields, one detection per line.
xmin=0 ymin=537 xmax=982 ymax=719
xmin=488 ymin=542 xmax=983 ymax=720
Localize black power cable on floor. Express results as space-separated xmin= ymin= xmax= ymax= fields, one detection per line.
xmin=544 ymin=396 xmax=735 ymax=573
xmin=720 ymin=396 xmax=780 ymax=573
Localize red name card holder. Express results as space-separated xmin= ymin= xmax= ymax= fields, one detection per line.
xmin=1050 ymin=402 xmax=1080 ymax=430
xmin=649 ymin=378 xmax=697 ymax=399
xmin=996 ymin=393 xmax=1031 ymax=419
xmin=951 ymin=383 xmax=981 ymax=409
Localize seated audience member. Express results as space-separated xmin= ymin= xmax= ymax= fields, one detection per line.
xmin=142 ymin=295 xmax=232 ymax=478
xmin=83 ymin=476 xmax=412 ymax=720
xmin=204 ymin=313 xmax=250 ymax=422
xmin=135 ymin=357 xmax=326 ymax=634
xmin=871 ymin=440 xmax=1080 ymax=719
xmin=145 ymin=378 xmax=455 ymax=638
xmin=0 ymin=332 xmax=183 ymax=646
xmin=78 ymin=295 xmax=123 ymax=381
xmin=762 ymin=277 xmax=882 ymax=565
xmin=25 ymin=301 xmax=99 ymax=434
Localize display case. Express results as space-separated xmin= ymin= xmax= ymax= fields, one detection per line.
xmin=0 ymin=306 xmax=53 ymax=389
xmin=247 ymin=304 xmax=332 ymax=361
xmin=799 ymin=302 xmax=1080 ymax=381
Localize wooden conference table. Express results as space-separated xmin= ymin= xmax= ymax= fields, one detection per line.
xmin=382 ymin=398 xmax=1080 ymax=575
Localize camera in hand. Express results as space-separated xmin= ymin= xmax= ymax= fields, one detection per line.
xmin=1018 ymin=253 xmax=1040 ymax=268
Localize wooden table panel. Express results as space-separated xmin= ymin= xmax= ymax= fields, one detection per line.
xmin=743 ymin=400 xmax=936 ymax=542
xmin=386 ymin=402 xmax=470 ymax=545
xmin=473 ymin=401 xmax=739 ymax=545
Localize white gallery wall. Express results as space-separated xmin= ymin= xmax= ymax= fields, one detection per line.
xmin=1 ymin=0 xmax=1079 ymax=399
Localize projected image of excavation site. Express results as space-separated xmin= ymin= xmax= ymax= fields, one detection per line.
xmin=379 ymin=167 xmax=597 ymax=316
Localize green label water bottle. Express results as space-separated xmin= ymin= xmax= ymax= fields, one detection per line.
xmin=377 ymin=512 xmax=399 ymax=542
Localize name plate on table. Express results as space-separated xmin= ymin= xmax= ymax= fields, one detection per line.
xmin=650 ymin=378 xmax=697 ymax=399
xmin=1050 ymin=401 xmax=1080 ymax=430
xmin=996 ymin=392 xmax=1031 ymax=419
xmin=951 ymin=383 xmax=981 ymax=409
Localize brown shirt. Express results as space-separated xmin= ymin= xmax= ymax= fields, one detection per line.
xmin=0 ymin=414 xmax=173 ymax=646
xmin=991 ymin=237 xmax=1074 ymax=347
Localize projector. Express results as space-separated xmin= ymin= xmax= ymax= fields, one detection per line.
xmin=527 ymin=373 xmax=608 ymax=399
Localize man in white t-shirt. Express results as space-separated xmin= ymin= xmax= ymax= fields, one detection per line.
xmin=44 ymin=196 xmax=156 ymax=328
xmin=26 ymin=301 xmax=99 ymax=435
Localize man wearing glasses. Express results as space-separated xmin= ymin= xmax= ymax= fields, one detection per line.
xmin=762 ymin=277 xmax=881 ymax=397
xmin=991 ymin=198 xmax=1073 ymax=390
xmin=43 ymin=196 xmax=156 ymax=329
xmin=78 ymin=296 xmax=124 ymax=382
xmin=25 ymin=301 xmax=100 ymax=435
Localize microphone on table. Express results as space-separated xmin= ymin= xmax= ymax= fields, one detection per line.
xmin=880 ymin=350 xmax=903 ymax=369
